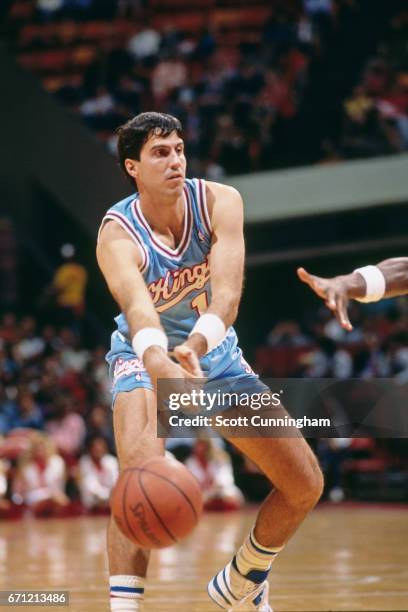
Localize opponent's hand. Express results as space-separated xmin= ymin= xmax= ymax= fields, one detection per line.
xmin=297 ymin=267 xmax=353 ymax=331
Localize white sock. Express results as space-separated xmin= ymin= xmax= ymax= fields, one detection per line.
xmin=233 ymin=528 xmax=284 ymax=587
xmin=110 ymin=575 xmax=144 ymax=611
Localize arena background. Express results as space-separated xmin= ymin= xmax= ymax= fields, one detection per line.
xmin=0 ymin=1 xmax=407 ymax=610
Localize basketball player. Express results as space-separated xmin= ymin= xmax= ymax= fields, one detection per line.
xmin=97 ymin=112 xmax=323 ymax=611
xmin=298 ymin=259 xmax=408 ymax=330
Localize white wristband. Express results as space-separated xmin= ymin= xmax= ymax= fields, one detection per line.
xmin=189 ymin=313 xmax=226 ymax=353
xmin=132 ymin=328 xmax=168 ymax=361
xmin=353 ymin=265 xmax=386 ymax=303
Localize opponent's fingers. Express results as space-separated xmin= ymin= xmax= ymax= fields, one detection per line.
xmin=325 ymin=288 xmax=337 ymax=311
xmin=325 ymin=293 xmax=353 ymax=331
xmin=324 ymin=285 xmax=353 ymax=329
xmin=297 ymin=267 xmax=327 ymax=299
xmin=336 ymin=296 xmax=353 ymax=331
xmin=297 ymin=267 xmax=314 ymax=286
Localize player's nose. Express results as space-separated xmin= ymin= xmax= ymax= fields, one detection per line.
xmin=169 ymin=149 xmax=182 ymax=169
xmin=170 ymin=157 xmax=181 ymax=170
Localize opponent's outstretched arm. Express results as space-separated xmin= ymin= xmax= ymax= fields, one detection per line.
xmin=175 ymin=182 xmax=244 ymax=368
xmin=297 ymin=257 xmax=408 ymax=331
xmin=97 ymin=221 xmax=202 ymax=380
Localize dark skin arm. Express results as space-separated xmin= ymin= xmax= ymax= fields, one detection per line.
xmin=297 ymin=257 xmax=408 ymax=331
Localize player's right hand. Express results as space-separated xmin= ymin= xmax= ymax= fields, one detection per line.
xmin=144 ymin=348 xmax=204 ymax=416
xmin=297 ymin=267 xmax=353 ymax=331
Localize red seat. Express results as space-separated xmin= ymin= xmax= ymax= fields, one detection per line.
xmin=153 ymin=13 xmax=205 ymax=32
xmin=113 ymin=19 xmax=139 ymax=38
xmin=80 ymin=21 xmax=111 ymax=41
xmin=37 ymin=49 xmax=70 ymax=72
xmin=350 ymin=438 xmax=374 ymax=450
xmin=9 ymin=0 xmax=35 ymax=21
xmin=151 ymin=0 xmax=213 ymax=8
xmin=19 ymin=24 xmax=45 ymax=46
xmin=349 ymin=459 xmax=388 ymax=472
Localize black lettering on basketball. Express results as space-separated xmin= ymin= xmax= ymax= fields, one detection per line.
xmin=130 ymin=502 xmax=162 ymax=547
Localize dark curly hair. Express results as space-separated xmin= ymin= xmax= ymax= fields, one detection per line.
xmin=116 ymin=112 xmax=183 ymax=185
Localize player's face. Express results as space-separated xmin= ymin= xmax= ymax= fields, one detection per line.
xmin=132 ymin=131 xmax=186 ymax=197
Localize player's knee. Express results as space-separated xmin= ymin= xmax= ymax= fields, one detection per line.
xmin=289 ymin=457 xmax=324 ymax=510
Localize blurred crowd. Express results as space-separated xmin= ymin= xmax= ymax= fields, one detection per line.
xmin=0 ymin=309 xmax=115 ymax=517
xmin=258 ymin=297 xmax=408 ymax=379
xmin=256 ymin=296 xmax=408 ymax=503
xmin=4 ymin=0 xmax=408 ymax=176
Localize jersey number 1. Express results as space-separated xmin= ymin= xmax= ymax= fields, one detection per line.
xmin=191 ymin=291 xmax=208 ymax=316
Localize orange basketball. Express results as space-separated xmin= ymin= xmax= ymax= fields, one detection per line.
xmin=110 ymin=456 xmax=203 ymax=549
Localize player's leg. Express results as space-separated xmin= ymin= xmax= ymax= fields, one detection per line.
xmin=209 ymin=426 xmax=323 ymax=610
xmin=204 ymin=337 xmax=323 ymax=609
xmin=231 ymin=434 xmax=323 ymax=545
xmin=108 ymin=388 xmax=165 ymax=611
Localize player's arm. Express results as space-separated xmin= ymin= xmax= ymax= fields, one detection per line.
xmin=205 ymin=182 xmax=244 ymax=326
xmin=175 ymin=182 xmax=244 ymax=368
xmin=97 ymin=221 xmax=161 ymax=334
xmin=297 ymin=257 xmax=408 ymax=331
xmin=97 ymin=221 xmax=202 ymax=380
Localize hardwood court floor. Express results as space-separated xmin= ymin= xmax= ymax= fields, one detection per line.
xmin=0 ymin=504 xmax=407 ymax=611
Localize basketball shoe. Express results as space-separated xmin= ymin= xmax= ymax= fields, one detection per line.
xmin=208 ymin=557 xmax=272 ymax=611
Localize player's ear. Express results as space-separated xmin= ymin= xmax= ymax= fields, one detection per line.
xmin=124 ymin=158 xmax=139 ymax=181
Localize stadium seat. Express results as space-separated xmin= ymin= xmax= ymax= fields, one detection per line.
xmin=80 ymin=21 xmax=112 ymax=41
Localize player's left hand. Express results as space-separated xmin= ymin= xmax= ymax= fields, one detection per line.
xmin=173 ymin=343 xmax=204 ymax=378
